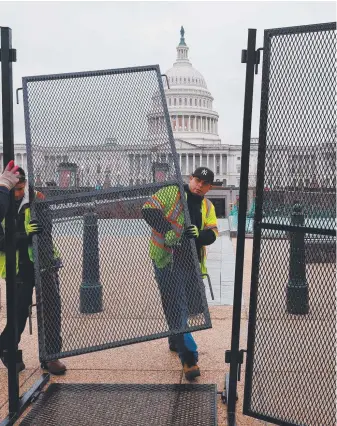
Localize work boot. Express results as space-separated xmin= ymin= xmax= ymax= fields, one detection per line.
xmin=41 ymin=359 xmax=67 ymax=375
xmin=183 ymin=363 xmax=201 ymax=381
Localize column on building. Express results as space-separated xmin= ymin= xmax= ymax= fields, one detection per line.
xmin=16 ymin=153 xmax=21 ymax=168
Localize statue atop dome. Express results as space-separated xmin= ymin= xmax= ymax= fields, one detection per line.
xmin=179 ymin=26 xmax=186 ymax=46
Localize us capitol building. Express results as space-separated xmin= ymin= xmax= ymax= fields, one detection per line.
xmin=162 ymin=27 xmax=258 ymax=189
xmin=2 ymin=27 xmax=259 ymax=217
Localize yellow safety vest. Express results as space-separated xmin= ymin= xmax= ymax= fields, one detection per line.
xmin=0 ymin=207 xmax=60 ymax=278
xmin=142 ymin=185 xmax=218 ymax=274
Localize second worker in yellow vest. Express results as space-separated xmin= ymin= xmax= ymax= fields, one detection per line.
xmin=142 ymin=167 xmax=218 ymax=381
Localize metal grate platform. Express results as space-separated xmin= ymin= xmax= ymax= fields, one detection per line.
xmin=20 ymin=383 xmax=217 ymax=426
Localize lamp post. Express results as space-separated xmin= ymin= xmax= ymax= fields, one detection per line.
xmin=286 ymin=203 xmax=309 ymax=315
xmin=80 ymin=212 xmax=103 ymax=313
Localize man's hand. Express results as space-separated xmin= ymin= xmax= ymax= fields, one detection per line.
xmin=0 ymin=160 xmax=19 ymax=190
xmin=27 ymin=220 xmax=43 ymax=236
xmin=164 ymin=230 xmax=180 ymax=247
xmin=184 ymin=225 xmax=199 ymax=240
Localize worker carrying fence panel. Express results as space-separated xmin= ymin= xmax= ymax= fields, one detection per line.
xmin=142 ymin=166 xmax=218 ymax=381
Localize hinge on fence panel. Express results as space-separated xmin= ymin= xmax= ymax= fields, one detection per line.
xmin=254 ymin=47 xmax=263 ymax=75
xmin=16 ymin=87 xmax=23 ymax=105
xmin=241 ymin=47 xmax=263 ymax=75
xmin=241 ymin=50 xmax=248 ymax=64
xmin=161 ymin=74 xmax=170 ymax=89
xmin=0 ymin=48 xmax=17 ymax=62
xmin=225 ymin=349 xmax=247 ymax=381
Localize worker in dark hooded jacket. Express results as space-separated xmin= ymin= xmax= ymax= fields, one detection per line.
xmin=0 ymin=167 xmax=66 ymax=375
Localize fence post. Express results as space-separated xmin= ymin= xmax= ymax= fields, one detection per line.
xmin=1 ymin=26 xmax=20 ymax=414
xmin=80 ymin=212 xmax=103 ymax=313
xmin=227 ymin=28 xmax=257 ymax=424
xmin=287 ymin=204 xmax=309 ymax=315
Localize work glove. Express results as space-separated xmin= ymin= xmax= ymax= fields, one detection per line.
xmin=0 ymin=160 xmax=19 ymax=190
xmin=184 ymin=225 xmax=199 ymax=240
xmin=164 ymin=230 xmax=180 ymax=247
xmin=27 ymin=220 xmax=43 ymax=236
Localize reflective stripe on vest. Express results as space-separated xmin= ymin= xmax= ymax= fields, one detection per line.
xmin=151 ymin=231 xmax=172 ymax=253
xmin=167 ymin=192 xmax=183 ymax=221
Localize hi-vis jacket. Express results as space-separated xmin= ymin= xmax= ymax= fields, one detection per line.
xmin=0 ymin=186 xmax=60 ymax=278
xmin=142 ymin=185 xmax=218 ymax=274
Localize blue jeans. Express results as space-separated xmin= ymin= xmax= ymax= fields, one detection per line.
xmin=153 ymin=262 xmax=198 ymax=366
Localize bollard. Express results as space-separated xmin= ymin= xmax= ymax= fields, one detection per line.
xmin=80 ymin=212 xmax=103 ymax=313
xmin=286 ymin=204 xmax=309 ymax=315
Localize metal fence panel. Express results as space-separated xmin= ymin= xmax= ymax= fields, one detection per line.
xmin=244 ymin=23 xmax=336 ymax=426
xmin=22 ymin=66 xmax=211 ymax=361
xmin=20 ymin=383 xmax=217 ymax=426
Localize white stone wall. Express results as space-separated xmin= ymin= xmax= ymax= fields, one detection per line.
xmin=0 ymin=142 xmax=258 ymax=188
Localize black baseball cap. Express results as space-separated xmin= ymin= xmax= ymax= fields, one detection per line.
xmin=192 ymin=167 xmax=214 ymax=184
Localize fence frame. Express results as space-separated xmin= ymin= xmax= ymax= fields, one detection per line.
xmin=242 ymin=22 xmax=337 ymax=425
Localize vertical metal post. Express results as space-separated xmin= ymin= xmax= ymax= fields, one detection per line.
xmin=227 ymin=29 xmax=257 ymax=423
xmin=80 ymin=212 xmax=103 ymax=313
xmin=1 ymin=26 xmax=19 ymax=413
xmin=287 ymin=204 xmax=309 ymax=315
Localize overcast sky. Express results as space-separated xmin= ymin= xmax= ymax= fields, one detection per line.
xmin=0 ymin=1 xmax=335 ymax=146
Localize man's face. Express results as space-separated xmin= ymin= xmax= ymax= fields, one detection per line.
xmin=14 ymin=181 xmax=26 ymax=201
xmin=189 ymin=176 xmax=212 ymax=196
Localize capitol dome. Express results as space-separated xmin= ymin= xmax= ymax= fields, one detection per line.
xmin=163 ymin=27 xmax=221 ymax=146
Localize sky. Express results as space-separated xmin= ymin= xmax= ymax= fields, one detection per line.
xmin=0 ymin=1 xmax=335 ymax=146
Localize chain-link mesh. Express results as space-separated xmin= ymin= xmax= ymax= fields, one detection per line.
xmin=19 ymin=383 xmax=217 ymax=426
xmin=22 ymin=66 xmax=211 ymax=361
xmin=245 ymin=23 xmax=336 ymax=426
xmin=261 ymin=24 xmax=336 ymax=230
